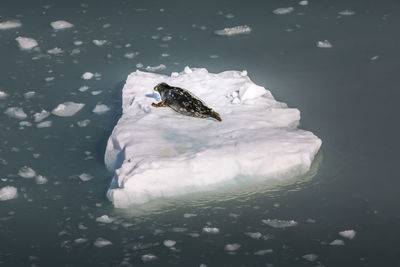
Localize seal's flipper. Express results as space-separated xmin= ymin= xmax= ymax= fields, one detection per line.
xmin=210 ymin=110 xmax=222 ymax=122
xmin=152 ymin=101 xmax=169 ymax=108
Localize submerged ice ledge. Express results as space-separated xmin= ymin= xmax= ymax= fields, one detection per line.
xmin=105 ymin=67 xmax=322 ymax=208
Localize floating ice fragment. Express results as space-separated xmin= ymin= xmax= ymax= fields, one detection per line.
xmin=19 ymin=121 xmax=32 ymax=127
xmin=224 ymin=243 xmax=241 ymax=252
xmin=78 ymin=173 xmax=93 ymax=182
xmin=74 ymin=238 xmax=88 ymax=244
xmin=163 ymin=240 xmax=176 ymax=247
xmin=18 ymin=166 xmax=36 ymax=178
xmin=183 ymin=213 xmax=197 ymax=218
xmin=93 ymin=104 xmax=110 ymax=115
xmin=77 ymin=119 xmax=90 ymax=127
xmin=141 ymin=254 xmax=158 ymax=262
xmin=96 ymin=215 xmax=114 ymax=223
xmin=316 ymin=40 xmax=332 ymax=48
xmin=92 ymin=40 xmax=107 ymax=47
xmin=0 ymin=91 xmax=8 ymax=99
xmin=298 ymin=0 xmax=308 ymax=6
xmin=202 ymin=227 xmax=220 ymax=234
xmin=330 ymin=239 xmax=345 ymax=246
xmin=81 ymin=72 xmax=94 ymax=80
xmin=50 ymin=20 xmax=74 ymax=30
xmin=124 ymin=52 xmax=138 ymax=59
xmin=370 ymin=55 xmax=379 ymax=61
xmin=303 ymin=254 xmax=318 ymax=262
xmin=338 ymin=10 xmax=355 ymax=16
xmin=36 ymin=120 xmax=52 ymax=128
xmin=15 ymin=37 xmax=38 ymax=50
xmin=0 ymin=186 xmax=18 ymax=201
xmin=52 ymin=102 xmax=85 ymax=117
xmin=45 ymin=77 xmax=55 ymax=82
xmin=24 ymin=91 xmax=36 ymax=99
xmin=245 ymin=232 xmax=262 ymax=239
xmin=254 ymin=249 xmax=273 ymax=255
xmin=47 ymin=47 xmax=64 ymax=55
xmin=273 ymin=7 xmax=294 ymax=15
xmin=5 ymin=107 xmax=27 ymax=119
xmin=262 ymin=219 xmax=298 ymax=228
xmin=91 ymin=90 xmax=102 ymax=96
xmin=0 ymin=20 xmax=22 ymax=30
xmin=214 ymin=25 xmax=252 ymax=36
xmin=94 ymin=238 xmax=112 ymax=247
xmin=145 ymin=64 xmax=166 ymax=72
xmin=339 ymin=230 xmax=356 ymax=240
xmin=35 ymin=175 xmax=48 ymax=184
xmin=33 ymin=110 xmax=50 ymax=122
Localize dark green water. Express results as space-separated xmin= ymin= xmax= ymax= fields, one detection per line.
xmin=1 ymin=0 xmax=400 ymax=266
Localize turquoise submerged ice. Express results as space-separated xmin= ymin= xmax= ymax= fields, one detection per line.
xmin=105 ymin=67 xmax=322 ymax=208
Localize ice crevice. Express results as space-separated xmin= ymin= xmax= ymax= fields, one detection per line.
xmin=104 ymin=67 xmax=322 ymax=208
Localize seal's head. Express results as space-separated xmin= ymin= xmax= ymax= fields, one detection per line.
xmin=154 ymin=82 xmax=170 ymax=93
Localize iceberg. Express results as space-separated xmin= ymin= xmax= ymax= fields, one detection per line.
xmin=105 ymin=67 xmax=321 ymax=208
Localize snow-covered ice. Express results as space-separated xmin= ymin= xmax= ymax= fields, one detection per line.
xmin=338 ymin=10 xmax=355 ymax=16
xmin=94 ymin=238 xmax=112 ymax=247
xmin=214 ymin=25 xmax=252 ymax=36
xmin=141 ymin=254 xmax=157 ymax=262
xmin=35 ymin=175 xmax=48 ymax=185
xmin=330 ymin=239 xmax=345 ymax=246
xmin=4 ymin=107 xmax=27 ymax=119
xmin=272 ymin=7 xmax=294 ymax=15
xmin=52 ymin=102 xmax=85 ymax=117
xmin=96 ymin=215 xmax=114 ymax=223
xmin=145 ymin=64 xmax=166 ymax=72
xmin=23 ymin=91 xmax=36 ymax=99
xmin=245 ymin=232 xmax=262 ymax=239
xmin=0 ymin=91 xmax=8 ymax=99
xmin=339 ymin=229 xmax=356 ymax=240
xmin=105 ymin=67 xmax=322 ymax=208
xmin=225 ymin=243 xmax=241 ymax=252
xmin=47 ymin=47 xmax=64 ymax=55
xmin=81 ymin=72 xmax=94 ymax=80
xmin=93 ymin=104 xmax=110 ymax=115
xmin=50 ymin=20 xmax=73 ymax=30
xmin=262 ymin=219 xmax=298 ymax=228
xmin=298 ymin=0 xmax=308 ymax=6
xmin=303 ymin=254 xmax=318 ymax=262
xmin=0 ymin=186 xmax=18 ymax=201
xmin=18 ymin=166 xmax=36 ymax=178
xmin=316 ymin=40 xmax=332 ymax=48
xmin=78 ymin=173 xmax=93 ymax=182
xmin=0 ymin=20 xmax=22 ymax=30
xmin=254 ymin=249 xmax=273 ymax=255
xmin=36 ymin=120 xmax=52 ymax=128
xmin=33 ymin=110 xmax=50 ymax=122
xmin=92 ymin=40 xmax=107 ymax=47
xmin=15 ymin=37 xmax=38 ymax=50
xmin=163 ymin=240 xmax=176 ymax=247
xmin=202 ymin=227 xmax=220 ymax=234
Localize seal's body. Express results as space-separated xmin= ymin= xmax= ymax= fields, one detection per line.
xmin=152 ymin=83 xmax=222 ymax=121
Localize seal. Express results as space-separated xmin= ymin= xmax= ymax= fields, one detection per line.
xmin=151 ymin=82 xmax=222 ymax=121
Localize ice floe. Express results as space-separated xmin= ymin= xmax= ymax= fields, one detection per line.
xmin=298 ymin=0 xmax=308 ymax=6
xmin=36 ymin=120 xmax=52 ymax=128
xmin=225 ymin=243 xmax=241 ymax=252
xmin=50 ymin=20 xmax=74 ymax=30
xmin=33 ymin=110 xmax=50 ymax=122
xmin=92 ymin=40 xmax=107 ymax=47
xmin=0 ymin=91 xmax=8 ymax=99
xmin=47 ymin=47 xmax=64 ymax=55
xmin=52 ymin=102 xmax=85 ymax=117
xmin=316 ymin=40 xmax=332 ymax=48
xmin=141 ymin=254 xmax=157 ymax=262
xmin=78 ymin=173 xmax=93 ymax=182
xmin=105 ymin=67 xmax=322 ymax=207
xmin=214 ymin=25 xmax=252 ymax=36
xmin=15 ymin=37 xmax=38 ymax=50
xmin=0 ymin=186 xmax=18 ymax=201
xmin=273 ymin=7 xmax=294 ymax=15
xmin=163 ymin=240 xmax=176 ymax=247
xmin=339 ymin=229 xmax=356 ymax=240
xmin=35 ymin=175 xmax=48 ymax=184
xmin=0 ymin=20 xmax=22 ymax=30
xmin=93 ymin=104 xmax=110 ymax=115
xmin=303 ymin=254 xmax=318 ymax=262
xmin=4 ymin=107 xmax=27 ymax=119
xmin=254 ymin=249 xmax=273 ymax=255
xmin=338 ymin=10 xmax=355 ymax=16
xmin=262 ymin=219 xmax=298 ymax=228
xmin=145 ymin=64 xmax=166 ymax=72
xmin=18 ymin=166 xmax=36 ymax=178
xmin=94 ymin=238 xmax=112 ymax=247
xmin=96 ymin=215 xmax=114 ymax=223
xmin=81 ymin=72 xmax=94 ymax=80
xmin=202 ymin=227 xmax=220 ymax=234
xmin=330 ymin=239 xmax=345 ymax=246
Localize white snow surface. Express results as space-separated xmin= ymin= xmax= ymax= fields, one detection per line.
xmin=50 ymin=20 xmax=74 ymax=30
xmin=105 ymin=67 xmax=322 ymax=208
xmin=0 ymin=20 xmax=22 ymax=30
xmin=15 ymin=37 xmax=38 ymax=50
xmin=52 ymin=102 xmax=85 ymax=117
xmin=214 ymin=25 xmax=252 ymax=36
xmin=0 ymin=186 xmax=18 ymax=201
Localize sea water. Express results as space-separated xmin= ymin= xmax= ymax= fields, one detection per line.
xmin=1 ymin=0 xmax=400 ymax=266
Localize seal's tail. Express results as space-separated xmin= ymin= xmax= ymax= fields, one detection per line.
xmin=210 ymin=110 xmax=222 ymax=122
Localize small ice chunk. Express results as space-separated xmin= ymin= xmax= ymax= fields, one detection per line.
xmin=19 ymin=121 xmax=32 ymax=127
xmin=339 ymin=230 xmax=356 ymax=240
xmin=18 ymin=166 xmax=36 ymax=178
xmin=91 ymin=90 xmax=102 ymax=96
xmin=0 ymin=91 xmax=8 ymax=99
xmin=52 ymin=102 xmax=85 ymax=117
xmin=47 ymin=47 xmax=64 ymax=55
xmin=4 ymin=107 xmax=27 ymax=119
xmin=15 ymin=37 xmax=38 ymax=50
xmin=78 ymin=86 xmax=90 ymax=92
xmin=36 ymin=120 xmax=52 ymax=128
xmin=92 ymin=40 xmax=107 ymax=47
xmin=141 ymin=254 xmax=157 ymax=262
xmin=163 ymin=240 xmax=176 ymax=247
xmin=273 ymin=7 xmax=294 ymax=15
xmin=33 ymin=110 xmax=50 ymax=122
xmin=96 ymin=215 xmax=114 ymax=223
xmin=330 ymin=239 xmax=345 ymax=246
xmin=0 ymin=20 xmax=22 ymax=30
xmin=50 ymin=20 xmax=74 ymax=30
xmin=94 ymin=238 xmax=112 ymax=247
xmin=224 ymin=243 xmax=241 ymax=252
xmin=298 ymin=0 xmax=308 ymax=6
xmin=124 ymin=52 xmax=138 ymax=59
xmin=0 ymin=186 xmax=18 ymax=201
xmin=262 ymin=219 xmax=298 ymax=228
xmin=245 ymin=232 xmax=262 ymax=239
xmin=74 ymin=238 xmax=88 ymax=244
xmin=254 ymin=249 xmax=273 ymax=255
xmin=35 ymin=175 xmax=48 ymax=184
xmin=77 ymin=119 xmax=90 ymax=127
xmin=202 ymin=227 xmax=220 ymax=234
xmin=145 ymin=64 xmax=166 ymax=72
xmin=24 ymin=91 xmax=36 ymax=99
xmin=74 ymin=40 xmax=83 ymax=46
xmin=303 ymin=254 xmax=318 ymax=262
xmin=370 ymin=55 xmax=379 ymax=61
xmin=93 ymin=104 xmax=110 ymax=115
xmin=338 ymin=10 xmax=355 ymax=16
xmin=81 ymin=72 xmax=94 ymax=80
xmin=78 ymin=173 xmax=93 ymax=182
xmin=316 ymin=40 xmax=332 ymax=48
xmin=45 ymin=77 xmax=55 ymax=82
xmin=214 ymin=25 xmax=252 ymax=36
xmin=183 ymin=213 xmax=197 ymax=218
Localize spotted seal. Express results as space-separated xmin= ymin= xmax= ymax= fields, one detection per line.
xmin=151 ymin=82 xmax=222 ymax=121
